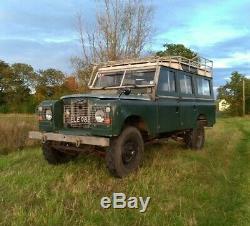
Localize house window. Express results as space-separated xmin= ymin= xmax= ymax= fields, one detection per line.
xmin=179 ymin=74 xmax=193 ymax=94
xmin=197 ymin=77 xmax=211 ymax=96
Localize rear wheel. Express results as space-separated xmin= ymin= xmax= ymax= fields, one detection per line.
xmin=105 ymin=126 xmax=144 ymax=178
xmin=184 ymin=121 xmax=205 ymax=150
xmin=42 ymin=142 xmax=78 ymax=164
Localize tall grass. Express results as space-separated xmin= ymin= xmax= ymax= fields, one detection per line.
xmin=0 ymin=117 xmax=249 ymax=225
xmin=0 ymin=114 xmax=38 ymax=154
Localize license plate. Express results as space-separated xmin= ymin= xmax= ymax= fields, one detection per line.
xmin=71 ymin=116 xmax=89 ymax=124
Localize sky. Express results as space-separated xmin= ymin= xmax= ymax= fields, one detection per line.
xmin=0 ymin=0 xmax=250 ymax=88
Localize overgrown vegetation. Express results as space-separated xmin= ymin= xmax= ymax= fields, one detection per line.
xmin=0 ymin=117 xmax=249 ymax=225
xmin=0 ymin=114 xmax=38 ymax=154
xmin=218 ymin=71 xmax=250 ymax=116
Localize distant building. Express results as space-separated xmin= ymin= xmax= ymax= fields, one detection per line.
xmin=218 ymin=99 xmax=230 ymax=111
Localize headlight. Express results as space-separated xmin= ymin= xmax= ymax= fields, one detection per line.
xmin=95 ymin=110 xmax=105 ymax=123
xmin=45 ymin=109 xmax=53 ymax=120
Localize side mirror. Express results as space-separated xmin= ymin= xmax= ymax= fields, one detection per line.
xmin=124 ymin=88 xmax=131 ymax=96
xmin=119 ymin=88 xmax=131 ymax=98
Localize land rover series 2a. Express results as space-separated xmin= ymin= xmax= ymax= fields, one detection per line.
xmin=29 ymin=56 xmax=216 ymax=177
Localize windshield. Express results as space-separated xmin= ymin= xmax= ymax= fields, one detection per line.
xmin=93 ymin=69 xmax=156 ymax=88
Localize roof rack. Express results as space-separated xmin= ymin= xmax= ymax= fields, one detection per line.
xmin=96 ymin=56 xmax=213 ymax=77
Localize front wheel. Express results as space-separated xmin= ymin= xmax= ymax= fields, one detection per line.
xmin=105 ymin=126 xmax=144 ymax=178
xmin=184 ymin=121 xmax=205 ymax=150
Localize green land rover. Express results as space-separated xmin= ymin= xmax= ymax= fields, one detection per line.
xmin=29 ymin=56 xmax=216 ymax=177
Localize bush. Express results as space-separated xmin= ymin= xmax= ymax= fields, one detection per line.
xmin=0 ymin=114 xmax=38 ymax=154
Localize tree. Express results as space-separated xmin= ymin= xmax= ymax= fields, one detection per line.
xmin=35 ymin=69 xmax=67 ymax=103
xmin=217 ymin=71 xmax=250 ymax=116
xmin=0 ymin=59 xmax=75 ymax=113
xmin=11 ymin=63 xmax=37 ymax=93
xmin=0 ymin=61 xmax=12 ymax=109
xmin=70 ymin=57 xmax=92 ymax=88
xmin=0 ymin=61 xmax=34 ymax=112
xmin=156 ymin=43 xmax=198 ymax=59
xmin=72 ymin=0 xmax=154 ymax=86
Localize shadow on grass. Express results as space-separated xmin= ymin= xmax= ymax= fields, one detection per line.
xmin=71 ymin=138 xmax=186 ymax=168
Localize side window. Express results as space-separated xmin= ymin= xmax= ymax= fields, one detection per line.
xmin=158 ymin=70 xmax=176 ymax=93
xmin=179 ymin=74 xmax=193 ymax=94
xmin=197 ymin=77 xmax=211 ymax=96
xmin=123 ymin=70 xmax=155 ymax=86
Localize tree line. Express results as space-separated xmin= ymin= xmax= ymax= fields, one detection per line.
xmin=0 ymin=60 xmax=79 ymax=113
xmin=1 ymin=43 xmax=250 ymax=116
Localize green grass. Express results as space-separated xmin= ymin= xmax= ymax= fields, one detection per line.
xmin=0 ymin=117 xmax=249 ymax=226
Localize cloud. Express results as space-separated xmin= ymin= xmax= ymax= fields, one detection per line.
xmin=213 ymin=67 xmax=250 ymax=87
xmin=0 ymin=0 xmax=250 ymax=86
xmin=213 ymin=51 xmax=250 ymax=69
xmin=0 ymin=0 xmax=96 ymax=73
xmin=0 ymin=38 xmax=80 ymax=73
xmin=154 ymin=0 xmax=250 ymax=47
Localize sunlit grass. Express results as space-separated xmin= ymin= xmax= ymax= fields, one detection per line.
xmin=0 ymin=117 xmax=249 ymax=225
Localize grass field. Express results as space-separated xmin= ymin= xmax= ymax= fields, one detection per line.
xmin=0 ymin=117 xmax=249 ymax=226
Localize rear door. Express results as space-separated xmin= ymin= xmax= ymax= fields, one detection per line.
xmin=157 ymin=67 xmax=179 ymax=133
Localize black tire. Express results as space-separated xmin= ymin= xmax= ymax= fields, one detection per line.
xmin=184 ymin=121 xmax=205 ymax=150
xmin=42 ymin=142 xmax=78 ymax=164
xmin=105 ymin=126 xmax=144 ymax=178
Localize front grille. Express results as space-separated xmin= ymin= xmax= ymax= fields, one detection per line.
xmin=63 ymin=99 xmax=110 ymax=128
xmin=64 ymin=99 xmax=90 ymax=128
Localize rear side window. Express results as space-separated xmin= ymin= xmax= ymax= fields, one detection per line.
xmin=197 ymin=77 xmax=211 ymax=96
xmin=179 ymin=74 xmax=193 ymax=94
xmin=158 ymin=70 xmax=176 ymax=93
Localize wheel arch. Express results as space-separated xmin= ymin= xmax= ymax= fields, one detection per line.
xmin=122 ymin=115 xmax=150 ymax=140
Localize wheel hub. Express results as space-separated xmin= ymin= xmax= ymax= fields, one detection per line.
xmin=122 ymin=140 xmax=138 ymax=164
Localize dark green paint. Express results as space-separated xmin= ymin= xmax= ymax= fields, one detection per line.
xmin=38 ymin=65 xmax=216 ymax=139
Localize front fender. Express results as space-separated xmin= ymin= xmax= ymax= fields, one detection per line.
xmin=39 ymin=100 xmax=63 ymax=132
xmin=112 ymin=100 xmax=157 ymax=136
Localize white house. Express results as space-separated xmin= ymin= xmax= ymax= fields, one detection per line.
xmin=219 ymin=99 xmax=230 ymax=111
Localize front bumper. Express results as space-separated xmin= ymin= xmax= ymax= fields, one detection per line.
xmin=29 ymin=131 xmax=110 ymax=147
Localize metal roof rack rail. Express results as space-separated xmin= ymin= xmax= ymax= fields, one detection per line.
xmin=93 ymin=55 xmax=213 ymax=78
